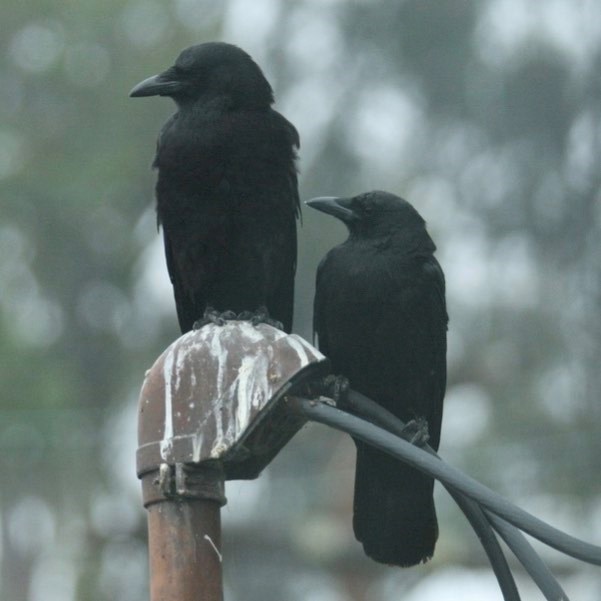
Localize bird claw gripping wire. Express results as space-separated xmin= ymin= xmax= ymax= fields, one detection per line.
xmin=399 ymin=417 xmax=430 ymax=447
xmin=305 ymin=374 xmax=350 ymax=406
xmin=308 ymin=376 xmax=431 ymax=448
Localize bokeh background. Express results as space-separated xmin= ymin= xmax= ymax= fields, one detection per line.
xmin=2 ymin=0 xmax=601 ymax=599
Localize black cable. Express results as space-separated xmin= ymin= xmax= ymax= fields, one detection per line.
xmin=487 ymin=512 xmax=569 ymax=601
xmin=449 ymin=491 xmax=521 ymax=601
xmin=337 ymin=389 xmax=520 ymax=601
xmin=293 ymin=397 xmax=601 ymax=566
xmin=340 ymin=388 xmax=576 ymax=599
xmin=320 ymin=388 xmax=579 ymax=599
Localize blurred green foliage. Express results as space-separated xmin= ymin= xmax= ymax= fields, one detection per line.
xmin=1 ymin=1 xmax=600 ymax=600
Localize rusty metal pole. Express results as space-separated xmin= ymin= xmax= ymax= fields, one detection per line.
xmin=146 ymin=490 xmax=224 ymax=601
xmin=136 ymin=322 xmax=328 ymax=601
xmin=148 ymin=501 xmax=222 ymax=600
xmin=140 ymin=462 xmax=226 ymax=601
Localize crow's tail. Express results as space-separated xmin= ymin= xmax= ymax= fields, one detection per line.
xmin=352 ymin=441 xmax=438 ymax=566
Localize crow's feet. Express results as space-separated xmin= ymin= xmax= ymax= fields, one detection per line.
xmin=193 ymin=305 xmax=284 ymax=331
xmin=237 ymin=305 xmax=284 ymax=331
xmin=324 ymin=374 xmax=350 ymax=404
xmin=306 ymin=374 xmax=350 ymax=406
xmin=400 ymin=417 xmax=430 ymax=447
xmin=193 ymin=307 xmax=237 ymax=330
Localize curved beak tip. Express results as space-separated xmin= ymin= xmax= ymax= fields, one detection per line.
xmin=129 ymin=76 xmax=155 ymax=98
xmin=129 ymin=73 xmax=173 ymax=98
xmin=305 ymin=196 xmax=355 ymax=223
xmin=305 ymin=196 xmax=339 ymax=208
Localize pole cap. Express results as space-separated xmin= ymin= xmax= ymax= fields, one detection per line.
xmin=137 ymin=322 xmax=329 ymax=481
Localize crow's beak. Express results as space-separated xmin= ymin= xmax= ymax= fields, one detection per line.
xmin=129 ymin=70 xmax=184 ymax=98
xmin=305 ymin=197 xmax=356 ymax=224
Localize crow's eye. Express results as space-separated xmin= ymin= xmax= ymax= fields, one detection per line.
xmin=362 ymin=203 xmax=374 ymax=215
xmin=172 ymin=61 xmax=195 ymax=78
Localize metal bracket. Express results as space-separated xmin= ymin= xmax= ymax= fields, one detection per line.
xmin=142 ymin=462 xmax=227 ymax=508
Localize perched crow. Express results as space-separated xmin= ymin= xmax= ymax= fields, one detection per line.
xmin=308 ymin=191 xmax=447 ymax=567
xmin=130 ymin=42 xmax=300 ymax=333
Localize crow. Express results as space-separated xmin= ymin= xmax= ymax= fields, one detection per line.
xmin=130 ymin=42 xmax=300 ymax=333
xmin=308 ymin=191 xmax=447 ymax=567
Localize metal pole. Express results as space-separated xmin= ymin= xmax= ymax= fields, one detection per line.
xmin=147 ymin=499 xmax=223 ymax=601
xmin=141 ymin=463 xmax=226 ymax=601
xmin=136 ymin=324 xmax=327 ymax=600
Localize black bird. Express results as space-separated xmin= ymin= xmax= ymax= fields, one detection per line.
xmin=130 ymin=42 xmax=300 ymax=333
xmin=308 ymin=191 xmax=447 ymax=566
